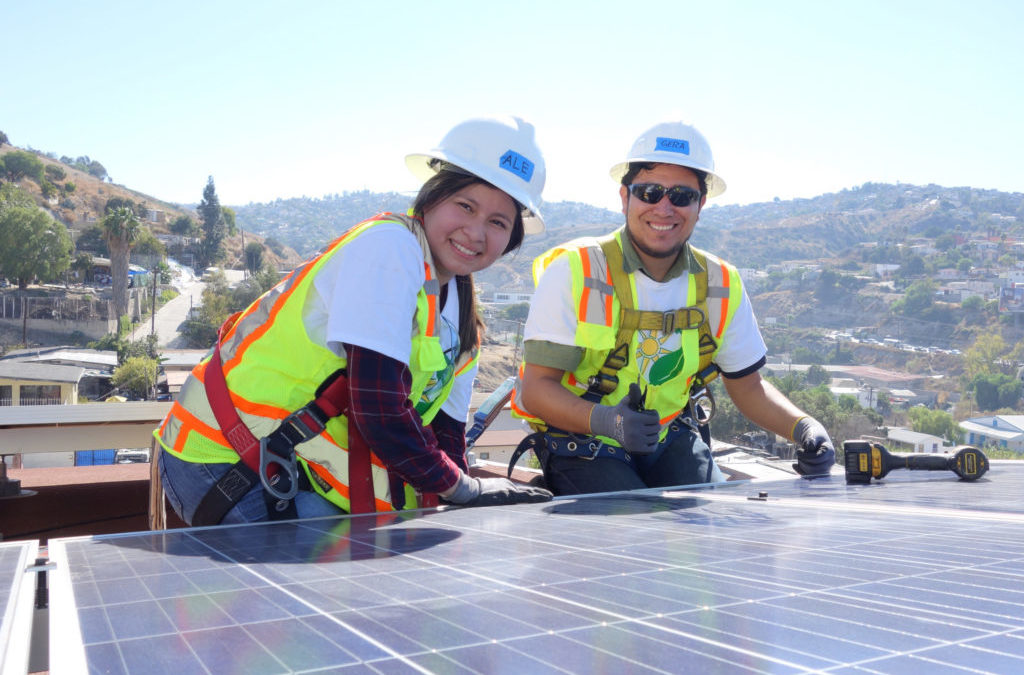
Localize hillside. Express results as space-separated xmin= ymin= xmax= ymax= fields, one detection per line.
xmin=227 ymin=180 xmax=1024 ymax=378
xmin=231 ymin=181 xmax=1024 ymax=288
xmin=7 ymin=139 xmax=1024 ymax=385
xmin=0 ymin=145 xmax=305 ymax=271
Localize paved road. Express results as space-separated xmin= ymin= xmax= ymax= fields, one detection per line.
xmin=130 ymin=267 xmax=205 ymax=348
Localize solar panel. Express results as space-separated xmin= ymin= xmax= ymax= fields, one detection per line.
xmin=1 ymin=539 xmax=38 ymax=675
xmin=47 ymin=463 xmax=1024 ymax=674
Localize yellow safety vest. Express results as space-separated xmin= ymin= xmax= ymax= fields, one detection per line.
xmin=156 ymin=212 xmax=477 ymax=512
xmin=513 ymin=230 xmax=743 ymax=443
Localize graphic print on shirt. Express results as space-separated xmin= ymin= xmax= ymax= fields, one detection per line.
xmin=637 ymin=328 xmax=685 ymax=385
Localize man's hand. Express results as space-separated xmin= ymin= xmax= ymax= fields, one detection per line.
xmin=589 ymin=383 xmax=661 ymax=455
xmin=792 ymin=416 xmax=836 ymax=476
xmin=442 ymin=473 xmax=552 ymax=507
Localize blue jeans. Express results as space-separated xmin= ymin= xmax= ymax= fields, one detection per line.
xmin=159 ymin=449 xmax=344 ymax=525
xmin=542 ymin=428 xmax=725 ymax=496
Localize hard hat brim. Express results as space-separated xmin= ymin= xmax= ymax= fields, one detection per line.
xmin=406 ymin=152 xmax=545 ymax=234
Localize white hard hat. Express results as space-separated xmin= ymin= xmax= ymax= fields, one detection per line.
xmin=406 ymin=116 xmax=546 ymax=234
xmin=609 ymin=122 xmax=726 ymax=199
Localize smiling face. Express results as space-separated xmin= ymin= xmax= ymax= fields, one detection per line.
xmin=422 ymin=182 xmax=518 ymax=284
xmin=619 ymin=163 xmax=706 ymax=281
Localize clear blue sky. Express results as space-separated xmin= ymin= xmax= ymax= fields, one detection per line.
xmin=3 ymin=1 xmax=1022 ymax=213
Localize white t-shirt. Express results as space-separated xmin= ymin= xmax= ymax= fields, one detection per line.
xmin=525 ymin=253 xmax=767 ymax=377
xmin=301 ymin=221 xmax=476 ymax=421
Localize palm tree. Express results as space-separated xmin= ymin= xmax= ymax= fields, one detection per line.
xmin=101 ymin=206 xmax=141 ymax=322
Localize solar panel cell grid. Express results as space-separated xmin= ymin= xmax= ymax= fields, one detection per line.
xmin=0 ymin=540 xmax=38 ymax=675
xmin=44 ymin=463 xmax=1024 ymax=674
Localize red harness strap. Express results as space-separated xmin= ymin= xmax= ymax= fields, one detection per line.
xmin=202 ymin=344 xmax=387 ymax=516
xmin=204 ymin=345 xmax=260 ymax=468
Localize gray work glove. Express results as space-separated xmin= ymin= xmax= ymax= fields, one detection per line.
xmin=589 ymin=383 xmax=661 ymax=455
xmin=792 ymin=416 xmax=836 ymax=477
xmin=442 ymin=472 xmax=552 ymax=507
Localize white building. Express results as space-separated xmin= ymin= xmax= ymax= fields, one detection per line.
xmin=886 ymin=428 xmax=950 ymax=454
xmin=959 ymin=415 xmax=1024 ymax=453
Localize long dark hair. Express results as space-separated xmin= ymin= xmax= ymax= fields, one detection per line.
xmin=412 ymin=166 xmax=525 ymax=359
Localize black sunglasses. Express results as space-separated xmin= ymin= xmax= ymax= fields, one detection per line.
xmin=628 ymin=183 xmax=702 ymax=207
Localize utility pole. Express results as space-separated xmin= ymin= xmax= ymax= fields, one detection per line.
xmin=151 ymin=268 xmax=157 ymax=336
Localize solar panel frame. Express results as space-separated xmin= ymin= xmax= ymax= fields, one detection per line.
xmin=0 ymin=539 xmax=39 ymax=675
xmin=46 ymin=463 xmax=1024 ymax=674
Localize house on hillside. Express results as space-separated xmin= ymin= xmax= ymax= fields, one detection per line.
xmin=489 ymin=289 xmax=533 ymax=304
xmin=874 ymin=263 xmax=900 ymax=278
xmin=886 ymin=427 xmax=950 ymax=454
xmin=959 ymin=415 xmax=1024 ymax=453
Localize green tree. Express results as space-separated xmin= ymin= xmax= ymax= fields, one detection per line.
xmin=961 ymin=295 xmax=984 ymax=313
xmin=0 ymin=182 xmax=34 ymax=208
xmin=964 ymin=333 xmax=1007 ymax=381
xmin=169 ymin=215 xmax=198 ymax=237
xmin=74 ymin=225 xmax=109 ymax=256
xmin=704 ymin=380 xmax=758 ymax=442
xmin=63 ymin=155 xmax=108 ymax=181
xmin=111 ymin=356 xmax=159 ymax=399
xmin=0 ymin=130 xmax=8 ymax=146
xmin=806 ymin=364 xmax=831 ymax=386
xmin=244 ymin=242 xmax=264 ymax=275
xmin=264 ymin=236 xmax=285 ymax=256
xmin=222 ymin=206 xmax=237 ymax=235
xmin=131 ymin=227 xmax=166 ymax=259
xmin=934 ymin=233 xmax=956 ymax=252
xmin=894 ymin=279 xmax=936 ymax=316
xmin=182 ymin=272 xmax=231 ymax=347
xmin=89 ymin=332 xmax=158 ymax=365
xmin=101 ymin=206 xmax=142 ymax=320
xmin=44 ymin=164 xmax=67 ymax=181
xmin=104 ymin=197 xmax=138 ymax=216
xmin=2 ymin=150 xmax=45 ymax=182
xmin=197 ymin=176 xmax=226 ymax=268
xmin=970 ymin=373 xmax=1022 ymax=411
xmin=906 ymin=406 xmax=963 ymax=444
xmin=501 ymin=303 xmax=530 ymax=322
xmin=899 ymin=255 xmax=925 ymax=278
xmin=875 ymin=390 xmax=893 ymax=418
xmin=0 ymin=205 xmax=72 ymax=288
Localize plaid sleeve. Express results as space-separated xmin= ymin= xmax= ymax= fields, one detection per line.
xmin=344 ymin=343 xmax=461 ymax=494
xmin=430 ymin=411 xmax=468 ymax=472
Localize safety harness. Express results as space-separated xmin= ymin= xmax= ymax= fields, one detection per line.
xmin=191 ymin=321 xmax=437 ymax=526
xmin=507 ymin=234 xmax=722 ymax=478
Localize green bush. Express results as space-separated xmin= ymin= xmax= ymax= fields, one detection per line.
xmin=45 ymin=164 xmax=66 ymax=181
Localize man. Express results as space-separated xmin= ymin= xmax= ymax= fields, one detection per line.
xmin=513 ymin=121 xmax=834 ymax=495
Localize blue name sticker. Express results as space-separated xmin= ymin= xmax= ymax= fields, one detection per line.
xmin=655 ymin=137 xmax=690 ymax=155
xmin=499 ymin=150 xmax=535 ymax=182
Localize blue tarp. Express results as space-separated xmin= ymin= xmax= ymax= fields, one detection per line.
xmin=75 ymin=450 xmax=116 ymax=466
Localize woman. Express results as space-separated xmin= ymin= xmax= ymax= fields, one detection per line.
xmin=157 ymin=116 xmax=552 ymax=526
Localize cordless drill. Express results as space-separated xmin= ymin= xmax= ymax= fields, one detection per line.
xmin=843 ymin=440 xmax=989 ymax=484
